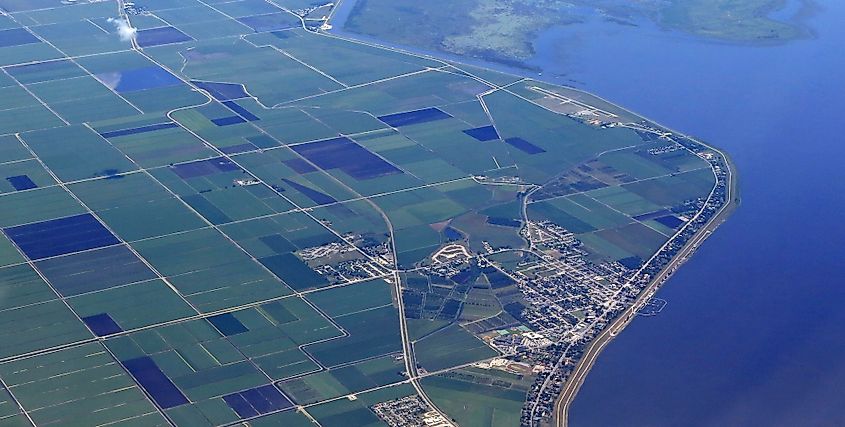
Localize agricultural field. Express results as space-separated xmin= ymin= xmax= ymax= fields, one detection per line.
xmin=422 ymin=369 xmax=529 ymax=427
xmin=0 ymin=0 xmax=720 ymax=426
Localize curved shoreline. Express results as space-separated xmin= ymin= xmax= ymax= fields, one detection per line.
xmin=537 ymin=89 xmax=740 ymax=427
xmin=319 ymin=10 xmax=741 ymax=427
xmin=554 ymin=171 xmax=737 ymax=426
xmin=551 ymin=128 xmax=739 ymax=426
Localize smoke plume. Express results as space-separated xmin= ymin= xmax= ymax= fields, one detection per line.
xmin=107 ymin=17 xmax=137 ymax=42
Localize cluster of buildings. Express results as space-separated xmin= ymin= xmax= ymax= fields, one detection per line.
xmin=371 ymin=396 xmax=451 ymax=427
xmin=507 ymin=128 xmax=731 ymax=426
xmin=298 ymin=234 xmax=393 ymax=283
xmin=384 ymin=118 xmax=730 ymax=426
xmin=121 ymin=1 xmax=148 ymax=15
xmin=291 ymin=2 xmax=337 ymax=31
xmin=487 ymin=326 xmax=554 ymax=354
xmin=443 ymin=125 xmax=731 ymax=425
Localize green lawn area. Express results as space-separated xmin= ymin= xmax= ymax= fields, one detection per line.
xmin=414 ymin=324 xmax=498 ymax=372
xmin=422 ymin=374 xmax=524 ymax=427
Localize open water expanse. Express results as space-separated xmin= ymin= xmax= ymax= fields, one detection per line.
xmin=331 ymin=1 xmax=845 ymax=425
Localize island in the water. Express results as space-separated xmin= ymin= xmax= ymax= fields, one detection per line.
xmin=0 ymin=0 xmax=737 ymax=427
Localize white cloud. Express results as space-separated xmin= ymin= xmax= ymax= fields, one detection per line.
xmin=107 ymin=17 xmax=137 ymax=42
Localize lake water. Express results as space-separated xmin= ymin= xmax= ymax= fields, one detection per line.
xmin=558 ymin=3 xmax=845 ymax=426
xmin=330 ymin=1 xmax=845 ymax=425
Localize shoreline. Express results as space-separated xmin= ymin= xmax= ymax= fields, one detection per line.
xmin=329 ymin=0 xmax=817 ymax=81
xmin=318 ymin=10 xmax=741 ymax=427
xmin=553 ymin=163 xmax=737 ymax=426
xmin=536 ymin=90 xmax=740 ymax=427
xmin=550 ymin=128 xmax=739 ymax=426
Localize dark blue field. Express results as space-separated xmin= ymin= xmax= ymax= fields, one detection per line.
xmin=377 ymin=107 xmax=452 ymax=127
xmin=99 ymin=122 xmax=179 ymax=139
xmin=463 ymin=125 xmax=500 ymax=141
xmin=122 ymin=356 xmax=189 ymax=409
xmin=191 ymin=80 xmax=249 ymax=101
xmin=223 ymin=384 xmax=293 ymax=418
xmin=486 ymin=217 xmax=521 ymax=227
xmin=504 ymin=137 xmax=545 ymax=154
xmin=211 ymin=116 xmax=247 ymax=126
xmin=135 ymin=26 xmax=193 ymax=48
xmin=222 ymin=101 xmax=260 ymax=121
xmin=284 ymin=158 xmax=317 ymax=174
xmin=291 ymin=137 xmax=401 ymax=180
xmin=0 ymin=28 xmax=39 ymax=48
xmin=82 ymin=313 xmax=123 ymax=336
xmin=6 ymin=175 xmax=37 ymax=191
xmin=172 ymin=157 xmax=241 ymax=179
xmin=208 ymin=313 xmax=249 ymax=336
xmin=654 ymin=215 xmax=684 ymax=228
xmin=259 ymin=252 xmax=327 ymax=290
xmin=3 ymin=213 xmax=120 ymax=260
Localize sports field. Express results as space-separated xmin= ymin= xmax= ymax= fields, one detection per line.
xmin=0 ymin=0 xmax=717 ymax=425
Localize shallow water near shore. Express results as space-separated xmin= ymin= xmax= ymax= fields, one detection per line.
xmin=330 ymin=1 xmax=845 ymax=425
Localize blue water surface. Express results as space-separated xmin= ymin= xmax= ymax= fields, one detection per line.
xmin=330 ymin=1 xmax=845 ymax=424
xmin=540 ymin=4 xmax=845 ymax=427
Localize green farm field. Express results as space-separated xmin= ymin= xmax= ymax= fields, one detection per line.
xmin=0 ymin=0 xmax=721 ymax=425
